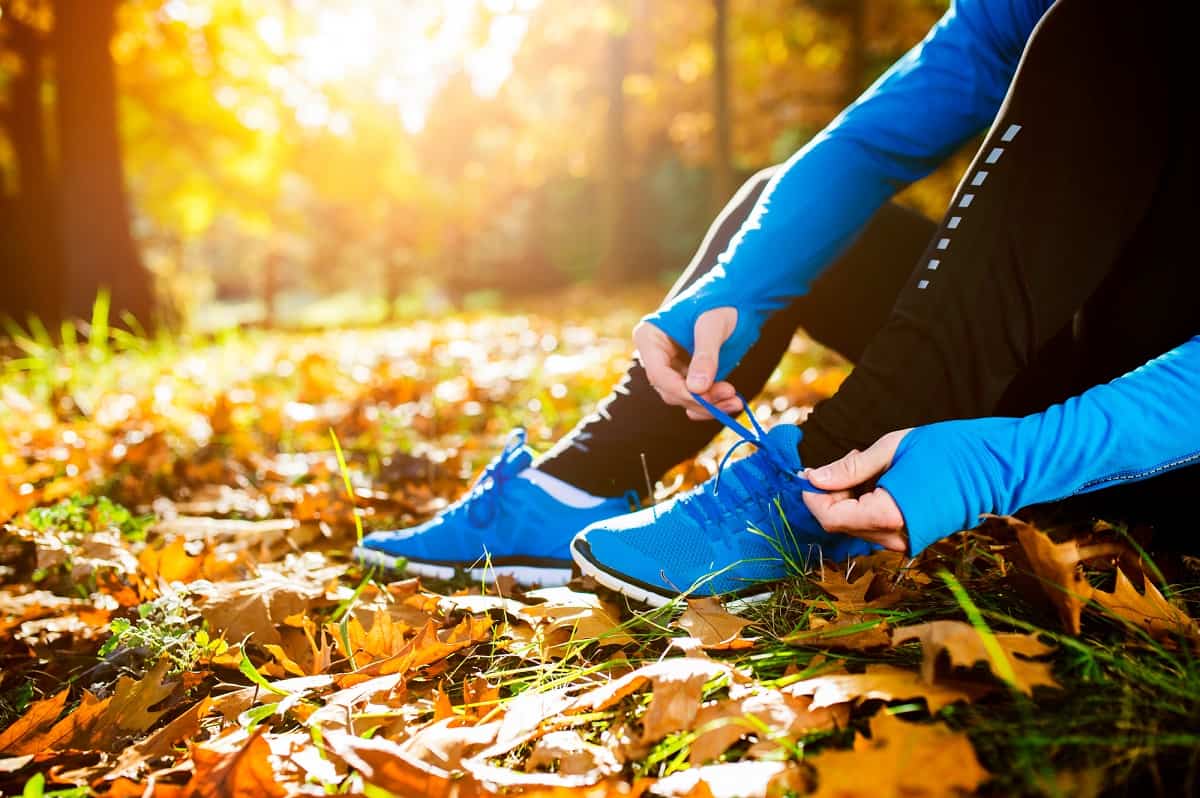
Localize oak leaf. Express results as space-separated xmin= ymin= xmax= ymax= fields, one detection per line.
xmin=526 ymin=730 xmax=620 ymax=777
xmin=1011 ymin=517 xmax=1094 ymax=633
xmin=808 ymin=712 xmax=989 ymax=797
xmin=0 ymin=689 xmax=68 ymax=754
xmin=652 ymin=761 xmax=808 ymax=798
xmin=1091 ymin=567 xmax=1200 ymax=643
xmin=186 ymin=728 xmax=286 ymax=798
xmin=673 ymin=597 xmax=757 ymax=650
xmin=892 ymin=620 xmax=1058 ymax=695
xmin=784 ymin=664 xmax=987 ymax=713
xmin=689 ymin=689 xmax=846 ymax=764
xmin=193 ymin=570 xmax=329 ymax=648
xmin=783 ymin=613 xmax=891 ymax=650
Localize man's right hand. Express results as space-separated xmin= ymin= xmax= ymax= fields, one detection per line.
xmin=633 ymin=307 xmax=745 ymax=421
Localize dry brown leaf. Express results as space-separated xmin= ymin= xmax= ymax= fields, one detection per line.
xmin=689 ymin=689 xmax=846 ymax=764
xmin=185 ymin=728 xmax=287 ymax=798
xmin=1091 ymin=567 xmax=1200 ymax=643
xmin=519 ymin=588 xmax=634 ymax=650
xmin=568 ymin=658 xmax=743 ymax=750
xmin=808 ymin=711 xmax=989 ymax=797
xmin=784 ymin=664 xmax=987 ymax=713
xmin=107 ymin=697 xmax=214 ymax=781
xmin=810 ymin=566 xmax=875 ymax=611
xmin=653 ymin=761 xmax=808 ymax=798
xmin=783 ymin=613 xmax=891 ymax=650
xmin=527 ymin=730 xmax=620 ymax=777
xmin=1011 ymin=517 xmax=1094 ymax=634
xmin=892 ymin=620 xmax=1059 ymax=695
xmin=11 ymin=658 xmax=177 ymax=754
xmin=403 ymin=717 xmax=502 ymax=770
xmin=194 ymin=570 xmax=329 ymax=648
xmin=0 ymin=689 xmax=68 ymax=754
xmin=138 ymin=536 xmax=204 ymax=585
xmin=673 ymin=597 xmax=757 ymax=650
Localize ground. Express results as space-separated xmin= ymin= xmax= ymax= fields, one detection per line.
xmin=0 ymin=287 xmax=1198 ymax=797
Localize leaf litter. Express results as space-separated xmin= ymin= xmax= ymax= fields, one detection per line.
xmin=1 ymin=297 xmax=1199 ymax=796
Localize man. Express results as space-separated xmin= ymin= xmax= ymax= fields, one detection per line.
xmin=358 ymin=0 xmax=1200 ymax=606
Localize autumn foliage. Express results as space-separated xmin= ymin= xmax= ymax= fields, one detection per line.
xmin=1 ymin=297 xmax=1199 ymax=796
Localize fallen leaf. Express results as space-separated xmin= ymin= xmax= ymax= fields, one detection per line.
xmin=527 ymin=730 xmax=620 ymax=777
xmin=808 ymin=712 xmax=989 ymax=797
xmin=0 ymin=689 xmax=68 ymax=754
xmin=784 ymin=664 xmax=987 ymax=713
xmin=652 ymin=761 xmax=808 ymax=798
xmin=519 ymin=588 xmax=634 ymax=650
xmin=1091 ymin=568 xmax=1200 ymax=643
xmin=673 ymin=597 xmax=757 ymax=650
xmin=892 ymin=620 xmax=1059 ymax=695
xmin=689 ymin=689 xmax=846 ymax=764
xmin=783 ymin=613 xmax=891 ymax=650
xmin=107 ymin=697 xmax=214 ymax=781
xmin=1011 ymin=517 xmax=1094 ymax=633
xmin=194 ymin=570 xmax=330 ymax=647
xmin=186 ymin=728 xmax=287 ymax=798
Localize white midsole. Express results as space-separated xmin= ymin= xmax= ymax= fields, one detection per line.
xmin=569 ymin=542 xmax=775 ymax=611
xmin=353 ymin=547 xmax=572 ymax=587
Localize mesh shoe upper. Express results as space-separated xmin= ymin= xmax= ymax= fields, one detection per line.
xmin=574 ymin=405 xmax=877 ymax=600
xmin=360 ymin=429 xmax=632 ymax=567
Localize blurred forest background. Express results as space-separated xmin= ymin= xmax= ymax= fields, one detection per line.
xmin=0 ymin=0 xmax=962 ymax=332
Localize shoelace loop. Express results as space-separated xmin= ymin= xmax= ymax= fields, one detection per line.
xmin=464 ymin=428 xmax=528 ymax=526
xmin=681 ymin=392 xmax=813 ymax=526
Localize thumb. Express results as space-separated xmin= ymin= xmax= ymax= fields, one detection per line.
xmin=687 ymin=309 xmax=735 ymax=392
xmin=807 ymin=440 xmax=893 ymax=491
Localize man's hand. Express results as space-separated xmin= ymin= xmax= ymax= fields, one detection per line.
xmin=802 ymin=429 xmax=911 ymax=552
xmin=633 ymin=307 xmax=743 ymax=421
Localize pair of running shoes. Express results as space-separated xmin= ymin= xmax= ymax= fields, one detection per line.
xmin=355 ymin=396 xmax=876 ymax=607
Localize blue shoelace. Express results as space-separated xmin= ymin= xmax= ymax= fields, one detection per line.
xmin=462 ymin=429 xmax=529 ymax=526
xmin=678 ymin=392 xmax=817 ymax=525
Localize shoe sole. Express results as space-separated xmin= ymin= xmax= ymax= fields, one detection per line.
xmin=353 ymin=546 xmax=573 ymax=587
xmin=570 ymin=538 xmax=775 ymax=611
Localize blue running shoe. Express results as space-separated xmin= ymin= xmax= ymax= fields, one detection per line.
xmin=355 ymin=429 xmax=634 ymax=586
xmin=572 ymin=396 xmax=877 ymax=607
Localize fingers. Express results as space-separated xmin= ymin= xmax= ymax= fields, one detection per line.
xmin=684 ymin=384 xmax=742 ymax=420
xmin=635 ymin=322 xmax=692 ymax=407
xmin=803 ymin=487 xmax=907 ymax=550
xmin=805 ymin=430 xmax=910 ymax=491
xmin=686 ymin=308 xmax=737 ymax=393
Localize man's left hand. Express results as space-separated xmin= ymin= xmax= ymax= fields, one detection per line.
xmin=802 ymin=429 xmax=912 ymax=552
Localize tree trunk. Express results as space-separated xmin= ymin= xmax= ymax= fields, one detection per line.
xmin=599 ymin=0 xmax=634 ymax=282
xmin=0 ymin=15 xmax=61 ymax=326
xmin=53 ymin=0 xmax=155 ymax=326
xmin=712 ymin=0 xmax=734 ymax=211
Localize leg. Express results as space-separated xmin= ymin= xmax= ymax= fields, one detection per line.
xmin=799 ymin=0 xmax=1173 ymax=468
xmin=538 ymin=173 xmax=935 ymax=497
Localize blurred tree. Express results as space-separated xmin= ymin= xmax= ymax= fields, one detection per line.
xmin=54 ymin=0 xmax=153 ymax=324
xmin=711 ymin=0 xmax=733 ymax=210
xmin=0 ymin=0 xmax=154 ymax=328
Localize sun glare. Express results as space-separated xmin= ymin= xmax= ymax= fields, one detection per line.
xmin=263 ymin=0 xmax=540 ymax=134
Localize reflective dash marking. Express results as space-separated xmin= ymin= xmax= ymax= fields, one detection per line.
xmin=918 ymin=279 xmax=930 ymax=289
xmin=960 ymin=194 xmax=975 ymax=208
xmin=928 ymin=259 xmax=940 ymax=270
xmin=936 ymin=238 xmax=950 ymax=250
xmin=985 ymin=147 xmax=1004 ymax=164
xmin=1001 ymin=123 xmax=1021 ymax=142
xmin=947 ymin=217 xmax=961 ymax=229
xmin=971 ymin=171 xmax=988 ymax=186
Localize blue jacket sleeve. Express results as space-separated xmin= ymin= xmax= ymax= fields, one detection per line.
xmin=878 ymin=337 xmax=1200 ymax=554
xmin=643 ymin=0 xmax=1047 ymax=378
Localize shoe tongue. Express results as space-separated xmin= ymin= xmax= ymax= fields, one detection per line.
xmin=506 ymin=446 xmax=535 ymax=472
xmin=763 ymin=423 xmax=804 ymax=471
